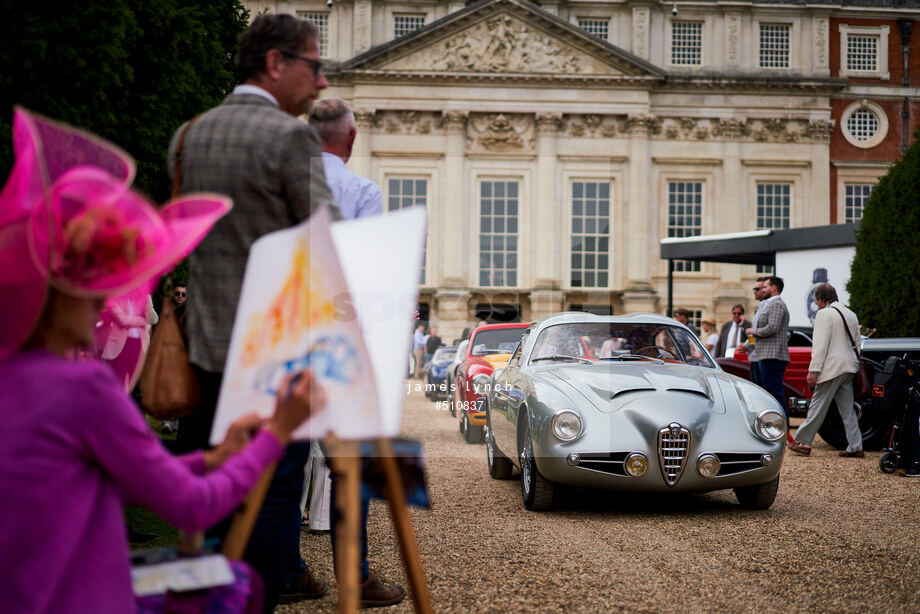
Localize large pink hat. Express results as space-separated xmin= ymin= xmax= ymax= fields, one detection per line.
xmin=0 ymin=108 xmax=231 ymax=359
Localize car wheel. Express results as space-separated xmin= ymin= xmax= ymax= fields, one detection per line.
xmin=817 ymin=399 xmax=890 ymax=451
xmin=448 ymin=383 xmax=456 ymax=417
xmin=879 ymin=451 xmax=899 ymax=474
xmin=460 ymin=410 xmax=467 ymax=435
xmin=733 ymin=475 xmax=779 ymax=509
xmin=518 ymin=414 xmax=554 ymax=510
xmin=486 ymin=419 xmax=513 ymax=480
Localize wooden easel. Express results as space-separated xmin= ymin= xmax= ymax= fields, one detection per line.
xmin=325 ymin=434 xmax=433 ymax=614
xmin=219 ymin=436 xmax=433 ymax=614
xmin=220 ymin=462 xmax=279 ymax=560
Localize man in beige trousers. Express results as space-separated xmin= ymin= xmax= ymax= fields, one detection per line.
xmin=787 ymin=283 xmax=864 ymax=457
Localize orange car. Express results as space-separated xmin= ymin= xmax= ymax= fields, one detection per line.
xmin=453 ymin=322 xmax=531 ymax=444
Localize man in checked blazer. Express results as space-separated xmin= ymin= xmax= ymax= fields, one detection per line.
xmin=168 ymin=14 xmax=348 ymax=610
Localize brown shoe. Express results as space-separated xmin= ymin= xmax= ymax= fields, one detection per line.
xmin=278 ymin=567 xmax=328 ymax=604
xmin=839 ymin=450 xmax=865 ymax=458
xmin=360 ymin=573 xmax=407 ymax=609
xmin=786 ymin=440 xmax=811 ymax=456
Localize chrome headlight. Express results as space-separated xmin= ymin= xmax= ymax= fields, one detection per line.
xmin=624 ymin=453 xmax=648 ymax=477
xmin=755 ymin=410 xmax=786 ymax=441
xmin=551 ymin=410 xmax=583 ymax=442
xmin=697 ymin=454 xmax=720 ymax=478
xmin=472 ymin=374 xmax=491 ymax=395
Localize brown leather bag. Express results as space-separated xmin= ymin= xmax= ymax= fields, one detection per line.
xmin=140 ymin=297 xmax=200 ymax=420
xmin=139 ymin=118 xmax=200 ymax=420
xmin=832 ymin=306 xmax=871 ymax=398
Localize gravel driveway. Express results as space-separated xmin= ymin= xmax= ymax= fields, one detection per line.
xmin=279 ymin=385 xmax=920 ymax=613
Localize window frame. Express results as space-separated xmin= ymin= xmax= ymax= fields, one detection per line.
xmin=296 ymin=10 xmax=330 ymax=58
xmin=838 ymin=24 xmax=890 ymax=80
xmin=840 ymin=100 xmax=889 ymax=149
xmin=666 ymin=180 xmax=705 ymax=273
xmin=576 ymin=17 xmax=611 ymax=41
xmin=477 ymin=179 xmax=522 ymax=289
xmin=669 ymin=20 xmax=704 ymax=67
xmin=568 ymin=180 xmax=613 ymax=290
xmin=757 ymin=22 xmax=793 ymax=70
xmin=393 ymin=12 xmax=427 ymax=39
xmin=834 ymin=164 xmax=887 ymax=224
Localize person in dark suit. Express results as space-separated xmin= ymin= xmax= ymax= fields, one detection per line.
xmin=168 ymin=14 xmax=337 ymax=611
xmin=715 ymin=304 xmax=752 ymax=358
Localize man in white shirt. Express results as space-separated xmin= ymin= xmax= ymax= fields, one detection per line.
xmin=787 ymin=283 xmax=863 ymax=457
xmin=715 ymin=304 xmax=751 ymax=358
xmin=308 ymin=98 xmax=383 ymax=219
xmin=307 ymin=98 xmax=406 ymax=607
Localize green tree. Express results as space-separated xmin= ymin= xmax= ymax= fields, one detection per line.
xmin=847 ymin=131 xmax=920 ymax=337
xmin=0 ymin=0 xmax=249 ymax=201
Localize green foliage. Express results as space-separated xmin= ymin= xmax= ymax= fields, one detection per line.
xmin=0 ymin=0 xmax=249 ymax=201
xmin=847 ymin=132 xmax=920 ymax=337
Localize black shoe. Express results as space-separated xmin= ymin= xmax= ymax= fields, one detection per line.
xmin=896 ymin=464 xmax=920 ymax=477
xmin=127 ymin=528 xmax=157 ymax=543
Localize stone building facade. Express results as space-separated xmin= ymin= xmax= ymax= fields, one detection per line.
xmin=245 ymin=0 xmax=919 ymax=340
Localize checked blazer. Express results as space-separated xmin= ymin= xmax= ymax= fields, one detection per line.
xmin=748 ymin=296 xmax=790 ymax=362
xmin=168 ymin=93 xmax=338 ymax=372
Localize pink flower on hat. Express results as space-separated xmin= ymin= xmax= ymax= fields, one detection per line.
xmin=0 ymin=108 xmax=232 ymax=359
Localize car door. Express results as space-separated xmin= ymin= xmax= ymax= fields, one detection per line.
xmin=490 ymin=343 xmax=520 ymax=454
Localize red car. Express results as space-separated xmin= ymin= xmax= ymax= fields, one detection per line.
xmin=716 ymin=327 xmax=816 ymax=410
xmin=452 ymin=322 xmax=531 ymax=444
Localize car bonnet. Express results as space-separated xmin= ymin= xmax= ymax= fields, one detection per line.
xmin=540 ymin=362 xmax=727 ymax=414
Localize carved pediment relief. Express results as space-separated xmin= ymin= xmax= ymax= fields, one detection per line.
xmin=467 ymin=113 xmax=535 ymax=154
xmin=380 ymin=13 xmax=629 ymax=76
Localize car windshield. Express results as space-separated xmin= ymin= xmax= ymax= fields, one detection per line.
xmin=433 ymin=349 xmax=456 ymax=362
xmin=471 ymin=328 xmax=527 ymax=356
xmin=528 ymin=322 xmax=715 ymax=368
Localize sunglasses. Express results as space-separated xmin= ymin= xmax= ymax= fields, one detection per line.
xmin=281 ymin=51 xmax=324 ymax=77
xmin=174 ymin=291 xmax=186 ymax=297
xmin=732 ymin=311 xmax=743 ymax=316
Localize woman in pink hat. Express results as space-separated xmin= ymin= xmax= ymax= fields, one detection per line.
xmin=0 ymin=109 xmax=324 ymax=614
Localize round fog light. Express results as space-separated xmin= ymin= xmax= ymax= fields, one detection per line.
xmin=566 ymin=453 xmax=580 ymax=466
xmin=761 ymin=454 xmax=773 ymax=466
xmin=624 ymin=453 xmax=648 ymax=477
xmin=697 ymin=454 xmax=720 ymax=478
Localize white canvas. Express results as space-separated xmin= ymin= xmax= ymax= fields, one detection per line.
xmin=209 ymin=206 xmax=426 ymax=444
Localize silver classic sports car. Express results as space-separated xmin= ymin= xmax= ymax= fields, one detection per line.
xmin=485 ymin=313 xmax=786 ymax=510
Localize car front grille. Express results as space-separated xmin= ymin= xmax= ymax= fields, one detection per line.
xmin=658 ymin=423 xmax=690 ymax=486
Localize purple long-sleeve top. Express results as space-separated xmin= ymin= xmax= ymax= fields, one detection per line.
xmin=0 ymin=350 xmax=285 ymax=613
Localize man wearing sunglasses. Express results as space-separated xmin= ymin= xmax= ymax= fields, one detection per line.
xmin=169 ymin=13 xmax=339 ymax=610
xmin=736 ymin=276 xmax=770 ymax=385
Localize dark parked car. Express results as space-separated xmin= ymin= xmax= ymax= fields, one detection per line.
xmin=425 ymin=346 xmax=457 ymax=399
xmin=717 ymin=330 xmax=920 ymax=450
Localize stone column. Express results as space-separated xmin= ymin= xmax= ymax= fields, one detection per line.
xmin=351 ymin=109 xmax=376 ymax=180
xmin=807 ymin=120 xmax=832 ymax=225
xmin=631 ymin=6 xmax=651 ymax=61
xmin=621 ymin=113 xmax=658 ymax=314
xmin=813 ymin=15 xmax=830 ymax=78
xmin=530 ymin=290 xmax=565 ymax=322
xmin=354 ymin=0 xmax=373 ymax=55
xmin=715 ymin=119 xmax=744 ymax=301
xmin=441 ymin=111 xmax=468 ymax=287
xmin=725 ymin=12 xmax=742 ymax=71
xmin=434 ymin=289 xmax=471 ymax=342
xmin=534 ymin=112 xmax=562 ymax=290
